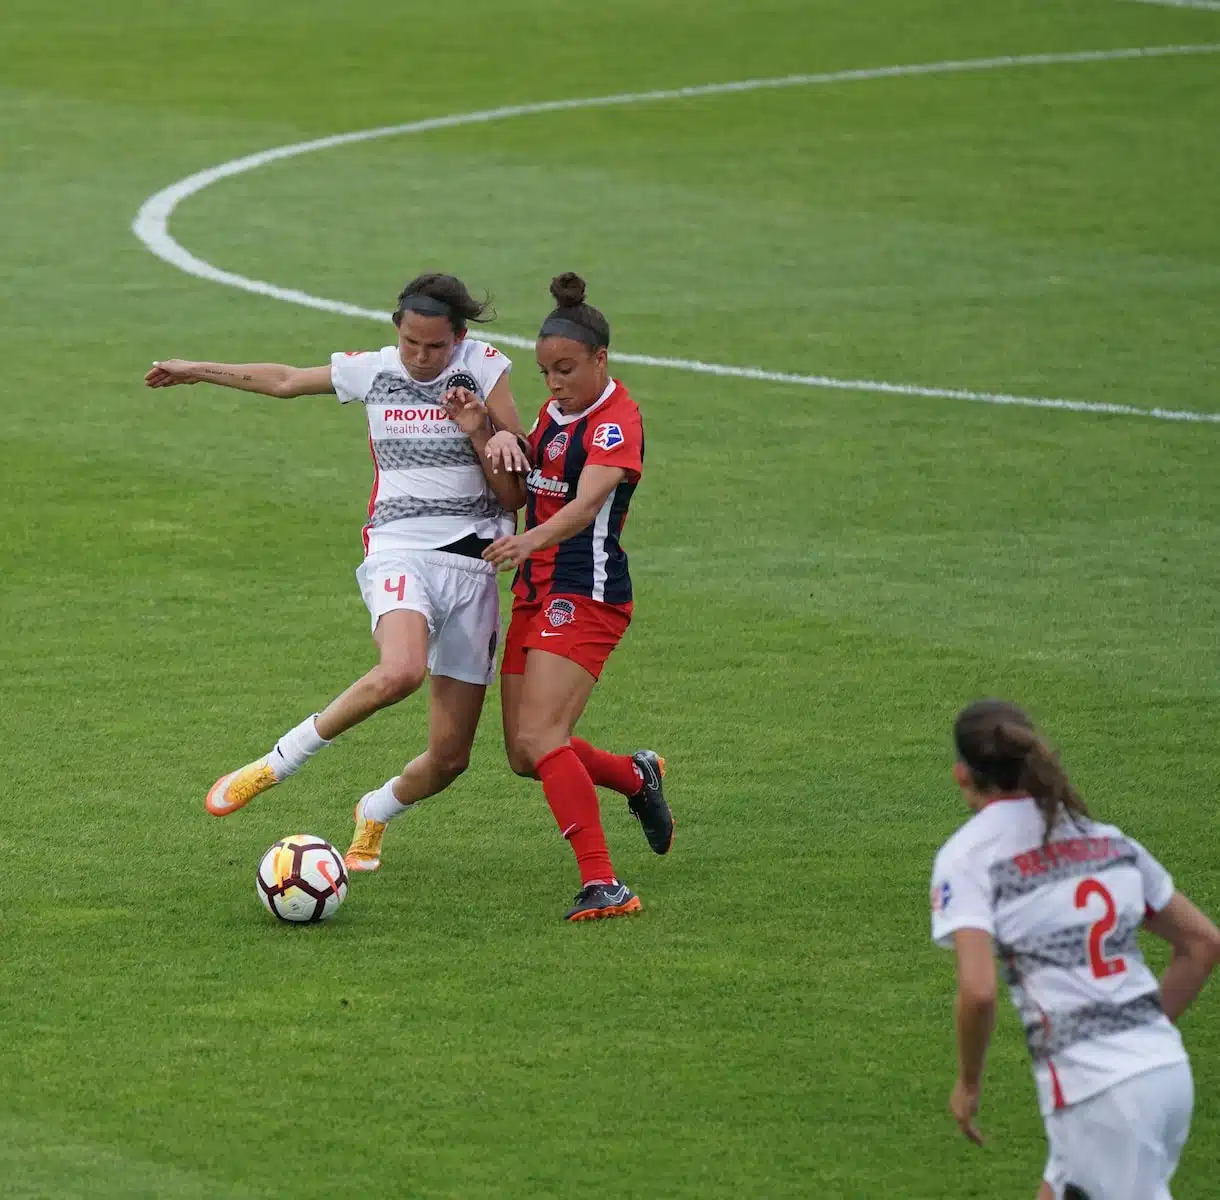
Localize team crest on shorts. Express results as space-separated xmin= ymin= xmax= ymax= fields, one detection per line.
xmin=545 ymin=431 xmax=569 ymax=462
xmin=546 ymin=598 xmax=576 ymax=628
xmin=444 ymin=371 xmax=480 ymax=394
xmin=592 ymin=422 xmax=624 ymax=451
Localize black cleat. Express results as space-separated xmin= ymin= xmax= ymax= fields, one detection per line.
xmin=564 ymin=881 xmax=642 ymax=922
xmin=627 ymin=751 xmax=673 ymax=855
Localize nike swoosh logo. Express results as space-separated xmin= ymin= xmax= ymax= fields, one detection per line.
xmin=540 ymin=631 xmax=563 ymax=638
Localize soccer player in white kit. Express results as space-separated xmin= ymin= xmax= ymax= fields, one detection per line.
xmin=144 ymin=274 xmax=530 ymax=870
xmin=930 ymin=700 xmax=1220 ymax=1199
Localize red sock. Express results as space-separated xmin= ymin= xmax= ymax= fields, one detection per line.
xmin=536 ymin=745 xmax=615 ymax=886
xmin=569 ymin=737 xmax=643 ymax=797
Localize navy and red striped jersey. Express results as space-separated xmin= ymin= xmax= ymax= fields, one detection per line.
xmin=514 ymin=380 xmax=643 ymax=606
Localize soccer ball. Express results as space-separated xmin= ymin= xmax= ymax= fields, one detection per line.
xmin=256 ymin=835 xmax=348 ymax=923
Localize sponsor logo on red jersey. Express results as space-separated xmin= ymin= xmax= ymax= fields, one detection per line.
xmin=592 ymin=422 xmax=624 ymax=451
xmin=526 ymin=469 xmax=569 ymax=497
xmin=545 ymin=431 xmax=569 ymax=462
xmin=546 ymin=598 xmax=576 ymax=627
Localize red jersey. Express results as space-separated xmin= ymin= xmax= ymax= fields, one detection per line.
xmin=514 ymin=380 xmax=643 ymax=606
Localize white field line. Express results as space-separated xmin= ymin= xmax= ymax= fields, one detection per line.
xmin=133 ymin=44 xmax=1220 ymax=426
xmin=1127 ymin=0 xmax=1220 ymax=11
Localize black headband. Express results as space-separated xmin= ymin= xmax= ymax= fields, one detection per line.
xmin=538 ymin=315 xmax=605 ymax=348
xmin=396 ymin=293 xmax=454 ymax=320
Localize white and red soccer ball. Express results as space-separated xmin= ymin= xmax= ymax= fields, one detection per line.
xmin=256 ymin=835 xmax=348 ymax=923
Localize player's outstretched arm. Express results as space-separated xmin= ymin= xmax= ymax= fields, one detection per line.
xmin=144 ymin=360 xmax=335 ymax=398
xmin=1144 ymin=893 xmax=1220 ymax=1022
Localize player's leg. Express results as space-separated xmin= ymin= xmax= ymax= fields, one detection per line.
xmin=346 ymin=558 xmax=497 ymax=871
xmin=504 ymin=595 xmax=672 ymax=854
xmin=515 ymin=650 xmax=641 ymax=921
xmin=315 ymin=607 xmax=430 ymax=739
xmin=346 ymin=675 xmax=486 ymax=871
xmin=206 ymin=585 xmax=431 ymax=816
xmin=504 ymin=664 xmax=671 ymax=849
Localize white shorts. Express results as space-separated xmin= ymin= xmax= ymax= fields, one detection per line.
xmin=356 ymin=550 xmax=500 ymax=687
xmin=1043 ymin=1062 xmax=1193 ymax=1200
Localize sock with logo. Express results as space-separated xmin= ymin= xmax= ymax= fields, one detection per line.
xmin=568 ymin=737 xmax=643 ymax=797
xmin=536 ymin=745 xmax=615 ymax=886
xmin=267 ymin=715 xmax=330 ymax=780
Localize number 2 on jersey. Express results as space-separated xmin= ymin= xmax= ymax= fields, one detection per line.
xmin=1075 ymin=878 xmax=1128 ymax=979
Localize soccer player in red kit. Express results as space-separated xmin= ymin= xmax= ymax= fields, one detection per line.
xmin=481 ymin=273 xmax=673 ymax=921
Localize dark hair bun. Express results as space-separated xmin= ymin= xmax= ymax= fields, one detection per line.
xmin=549 ymin=272 xmax=587 ymax=309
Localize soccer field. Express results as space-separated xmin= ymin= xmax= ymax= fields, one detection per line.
xmin=3 ymin=0 xmax=1219 ymax=1195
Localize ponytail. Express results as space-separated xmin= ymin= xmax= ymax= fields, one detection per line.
xmin=953 ymin=701 xmax=1089 ymax=841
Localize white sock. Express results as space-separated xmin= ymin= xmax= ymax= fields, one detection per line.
xmin=362 ymin=778 xmax=412 ymax=824
xmin=267 ymin=715 xmax=330 ymax=780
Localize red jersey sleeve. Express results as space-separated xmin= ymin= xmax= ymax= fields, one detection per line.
xmin=584 ymin=402 xmax=642 ymax=482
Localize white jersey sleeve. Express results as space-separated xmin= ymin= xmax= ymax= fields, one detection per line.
xmin=930 ymin=838 xmax=995 ymax=949
xmin=330 ymin=350 xmax=382 ymax=404
xmin=457 ymin=339 xmax=511 ymax=396
xmin=1130 ymin=837 xmax=1175 ymax=913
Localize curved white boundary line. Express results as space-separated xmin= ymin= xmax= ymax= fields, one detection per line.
xmin=133 ymin=44 xmax=1220 ymax=426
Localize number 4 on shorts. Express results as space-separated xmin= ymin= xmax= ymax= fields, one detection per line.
xmin=383 ymin=576 xmax=407 ymax=602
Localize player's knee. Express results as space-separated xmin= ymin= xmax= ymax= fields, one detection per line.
xmin=506 ymin=743 xmax=537 ymax=778
xmin=371 ymin=661 xmax=426 ymax=705
xmin=504 ymin=727 xmax=540 ymax=777
xmin=513 ymin=726 xmax=564 ymax=775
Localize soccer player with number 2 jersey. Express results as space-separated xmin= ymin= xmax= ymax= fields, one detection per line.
xmin=930 ymin=700 xmax=1220 ymax=1199
xmin=476 ymin=273 xmax=675 ymax=921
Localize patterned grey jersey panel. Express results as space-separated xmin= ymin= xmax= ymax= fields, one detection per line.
xmin=373 ymin=437 xmax=480 ymax=470
xmin=1023 ymin=992 xmax=1164 ymax=1061
xmin=369 ymin=494 xmax=504 ymax=527
xmin=998 ymin=917 xmax=1142 ymax=983
xmin=989 ymin=841 xmax=1139 ymax=906
xmin=364 ymin=368 xmax=480 ymax=406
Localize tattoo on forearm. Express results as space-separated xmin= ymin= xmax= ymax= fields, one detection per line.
xmin=202 ymin=367 xmax=255 ymax=382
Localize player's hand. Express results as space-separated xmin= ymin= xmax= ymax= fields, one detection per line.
xmin=145 ymin=360 xmax=201 ymax=388
xmin=483 ymin=532 xmax=539 ymax=570
xmin=443 ymin=387 xmax=489 ymax=435
xmin=950 ymin=1079 xmax=984 ymax=1146
xmin=483 ymin=430 xmax=531 ymax=475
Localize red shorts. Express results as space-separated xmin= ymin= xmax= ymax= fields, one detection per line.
xmin=501 ymin=593 xmax=632 ymax=680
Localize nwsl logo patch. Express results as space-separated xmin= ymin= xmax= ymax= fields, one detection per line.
xmin=930 ymin=880 xmax=952 ymax=913
xmin=592 ymin=422 xmax=624 ymax=451
xmin=545 ymin=431 xmax=569 ymax=462
xmin=546 ymin=598 xmax=576 ymax=628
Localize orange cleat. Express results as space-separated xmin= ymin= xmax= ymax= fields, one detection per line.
xmin=206 ymin=760 xmax=279 ymax=817
xmin=344 ymin=796 xmax=387 ymax=873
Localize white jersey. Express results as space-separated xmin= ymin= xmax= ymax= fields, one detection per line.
xmin=330 ymin=338 xmax=514 ymax=555
xmin=930 ymin=798 xmax=1187 ymax=1116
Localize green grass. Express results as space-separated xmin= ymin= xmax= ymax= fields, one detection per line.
xmin=2 ymin=0 xmax=1219 ymax=1196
